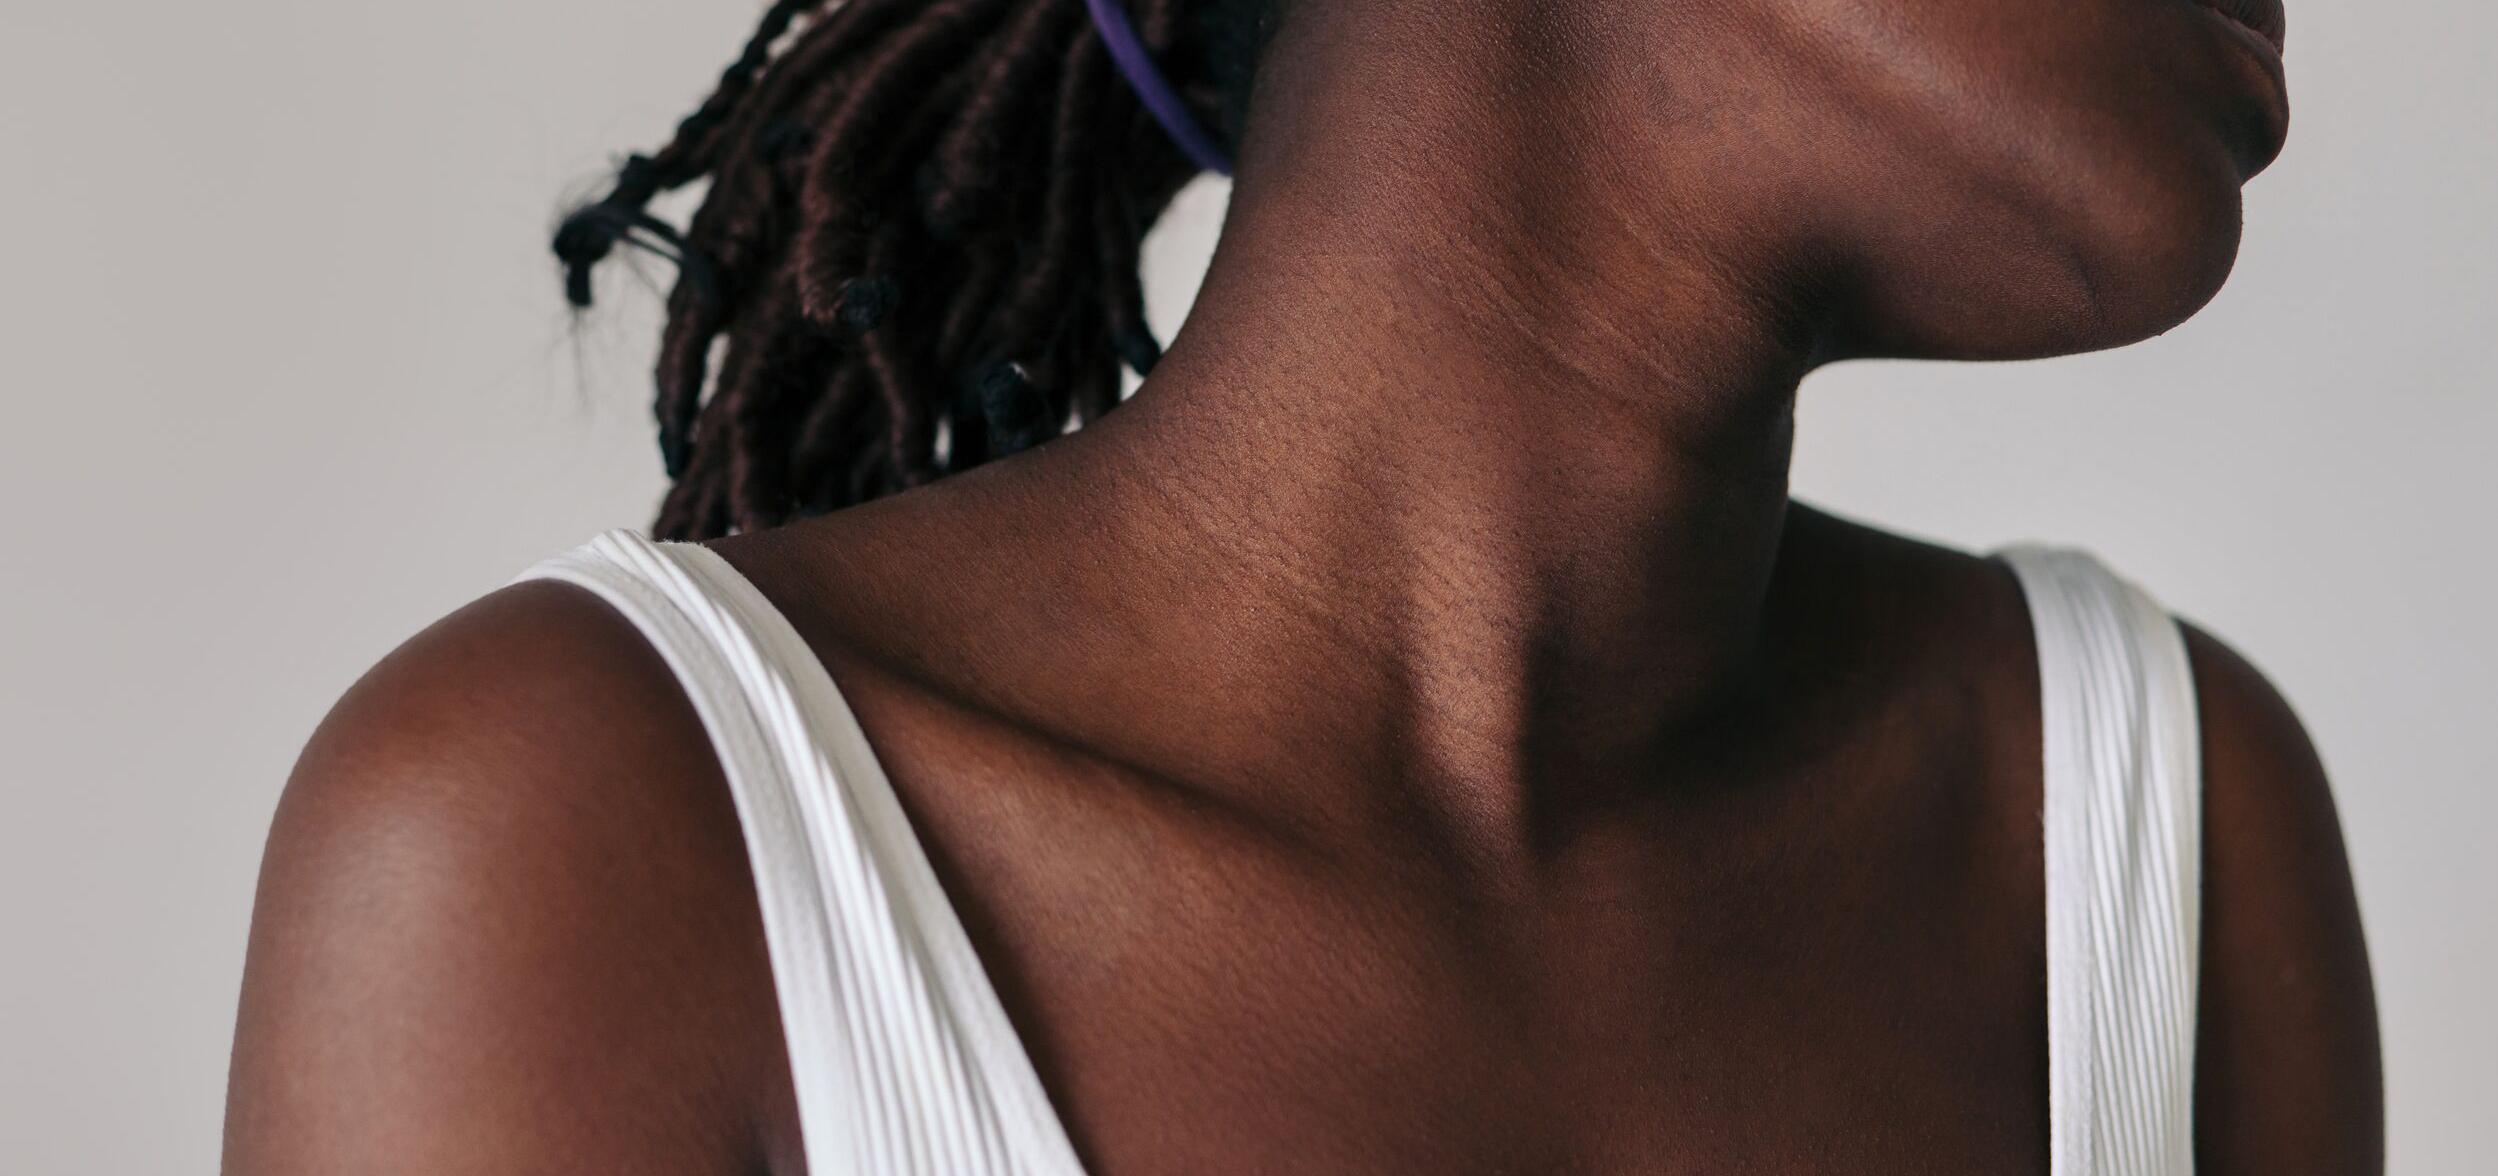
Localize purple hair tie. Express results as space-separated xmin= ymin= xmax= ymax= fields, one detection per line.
xmin=1083 ymin=0 xmax=1235 ymax=176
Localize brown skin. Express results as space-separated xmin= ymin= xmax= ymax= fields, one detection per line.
xmin=227 ymin=0 xmax=2377 ymax=1172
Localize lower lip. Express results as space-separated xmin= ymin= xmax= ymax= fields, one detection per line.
xmin=2192 ymin=3 xmax=2291 ymax=161
xmin=2197 ymin=4 xmax=2286 ymax=60
xmin=2195 ymin=0 xmax=2286 ymax=55
xmin=2194 ymin=2 xmax=2287 ymax=74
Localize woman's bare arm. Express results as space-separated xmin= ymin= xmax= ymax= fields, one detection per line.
xmin=223 ymin=583 xmax=798 ymax=1175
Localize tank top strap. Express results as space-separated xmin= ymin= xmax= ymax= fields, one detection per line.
xmin=1999 ymin=545 xmax=2203 ymax=1176
xmin=515 ymin=530 xmax=1088 ymax=1176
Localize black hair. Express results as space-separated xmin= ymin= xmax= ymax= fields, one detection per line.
xmin=554 ymin=0 xmax=1274 ymax=539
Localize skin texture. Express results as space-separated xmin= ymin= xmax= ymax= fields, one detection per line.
xmin=227 ymin=0 xmax=2377 ymax=1172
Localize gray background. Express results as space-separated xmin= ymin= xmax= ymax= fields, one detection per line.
xmin=2 ymin=1 xmax=2487 ymax=1170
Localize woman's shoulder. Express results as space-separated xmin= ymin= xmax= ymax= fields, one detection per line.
xmin=2176 ymin=619 xmax=2383 ymax=1171
xmin=265 ymin=575 xmax=743 ymax=864
xmin=260 ymin=575 xmax=734 ymax=892
xmin=225 ymin=577 xmax=799 ymax=1173
xmin=1798 ymin=510 xmax=2382 ymax=1169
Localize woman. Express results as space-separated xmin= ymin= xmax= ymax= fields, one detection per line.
xmin=224 ymin=0 xmax=2380 ymax=1171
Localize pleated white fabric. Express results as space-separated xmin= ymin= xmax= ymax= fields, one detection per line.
xmin=518 ymin=530 xmax=2201 ymax=1176
xmin=2003 ymin=546 xmax=2203 ymax=1176
xmin=520 ymin=531 xmax=1088 ymax=1176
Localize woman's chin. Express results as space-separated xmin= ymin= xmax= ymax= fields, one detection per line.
xmin=1839 ymin=185 xmax=2247 ymax=362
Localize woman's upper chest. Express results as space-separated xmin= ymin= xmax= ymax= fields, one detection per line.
xmin=835 ymin=663 xmax=2054 ymax=1176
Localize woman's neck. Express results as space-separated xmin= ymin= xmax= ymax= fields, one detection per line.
xmin=1086 ymin=247 xmax=1804 ymax=795
xmin=822 ymin=2 xmax=1839 ymax=846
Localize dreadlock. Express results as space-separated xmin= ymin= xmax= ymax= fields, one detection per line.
xmin=554 ymin=0 xmax=1272 ymax=540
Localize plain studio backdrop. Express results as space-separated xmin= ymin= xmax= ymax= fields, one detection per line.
xmin=1 ymin=1 xmax=2488 ymax=1170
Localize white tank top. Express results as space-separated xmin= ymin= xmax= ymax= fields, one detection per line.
xmin=519 ymin=530 xmax=2202 ymax=1176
